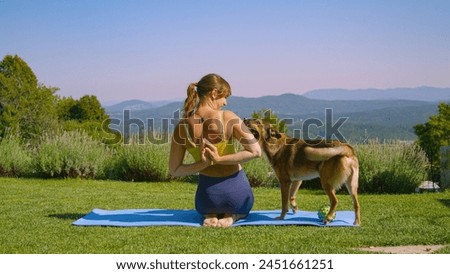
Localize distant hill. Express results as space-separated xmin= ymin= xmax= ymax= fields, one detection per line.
xmin=105 ymin=93 xmax=442 ymax=142
xmin=303 ymin=86 xmax=450 ymax=102
xmin=287 ymin=103 xmax=438 ymax=142
xmin=106 ymin=99 xmax=178 ymax=113
xmin=226 ymin=94 xmax=435 ymax=118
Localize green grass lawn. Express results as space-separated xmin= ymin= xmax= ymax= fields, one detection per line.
xmin=0 ymin=177 xmax=449 ymax=254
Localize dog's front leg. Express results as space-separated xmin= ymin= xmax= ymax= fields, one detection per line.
xmin=277 ymin=179 xmax=291 ymax=220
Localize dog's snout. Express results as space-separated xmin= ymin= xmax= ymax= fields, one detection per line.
xmin=243 ymin=118 xmax=252 ymax=127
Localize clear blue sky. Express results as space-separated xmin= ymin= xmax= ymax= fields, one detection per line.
xmin=1 ymin=0 xmax=449 ymax=104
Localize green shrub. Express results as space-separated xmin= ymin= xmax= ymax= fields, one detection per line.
xmin=355 ymin=140 xmax=429 ymax=193
xmin=1 ymin=127 xmax=428 ymax=194
xmin=34 ymin=130 xmax=111 ymax=179
xmin=0 ymin=135 xmax=32 ymax=177
xmin=111 ymin=140 xmax=170 ymax=182
xmin=243 ymin=156 xmax=278 ymax=187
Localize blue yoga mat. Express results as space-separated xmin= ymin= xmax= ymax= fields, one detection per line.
xmin=72 ymin=208 xmax=357 ymax=227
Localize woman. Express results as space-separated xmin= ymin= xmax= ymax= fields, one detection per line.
xmin=169 ymin=73 xmax=261 ymax=227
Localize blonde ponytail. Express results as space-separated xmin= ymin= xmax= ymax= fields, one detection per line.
xmin=183 ymin=83 xmax=198 ymax=118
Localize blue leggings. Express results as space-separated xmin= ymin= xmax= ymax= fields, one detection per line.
xmin=195 ymin=169 xmax=254 ymax=216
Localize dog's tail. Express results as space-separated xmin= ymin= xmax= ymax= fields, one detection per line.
xmin=304 ymin=145 xmax=354 ymax=161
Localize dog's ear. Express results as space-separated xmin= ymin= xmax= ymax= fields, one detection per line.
xmin=272 ymin=128 xmax=282 ymax=139
xmin=266 ymin=126 xmax=282 ymax=139
xmin=274 ymin=130 xmax=282 ymax=138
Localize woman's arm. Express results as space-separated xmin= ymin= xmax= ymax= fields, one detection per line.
xmin=204 ymin=111 xmax=261 ymax=165
xmin=168 ymin=123 xmax=212 ymax=178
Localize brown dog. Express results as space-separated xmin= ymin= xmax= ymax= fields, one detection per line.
xmin=244 ymin=119 xmax=360 ymax=225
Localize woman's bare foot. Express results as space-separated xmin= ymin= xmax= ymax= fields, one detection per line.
xmin=217 ymin=214 xmax=246 ymax=227
xmin=217 ymin=214 xmax=234 ymax=227
xmin=203 ymin=214 xmax=219 ymax=227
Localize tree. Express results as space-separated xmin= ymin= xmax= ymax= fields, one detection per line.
xmin=56 ymin=96 xmax=77 ymax=121
xmin=56 ymin=95 xmax=112 ymax=143
xmin=0 ymin=55 xmax=58 ymax=139
xmin=70 ymin=95 xmax=108 ymax=122
xmin=57 ymin=95 xmax=108 ymax=123
xmin=414 ymin=102 xmax=450 ymax=182
xmin=0 ymin=54 xmax=112 ymax=143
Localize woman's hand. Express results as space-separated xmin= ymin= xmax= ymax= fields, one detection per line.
xmin=203 ymin=138 xmax=220 ymax=165
xmin=199 ymin=138 xmax=215 ymax=166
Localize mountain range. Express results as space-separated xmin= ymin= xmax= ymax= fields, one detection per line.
xmin=104 ymin=99 xmax=178 ymax=112
xmin=303 ymin=86 xmax=450 ymax=102
xmin=105 ymin=87 xmax=450 ymax=142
